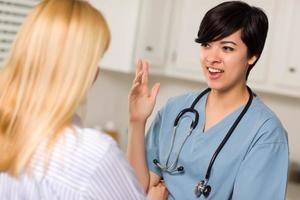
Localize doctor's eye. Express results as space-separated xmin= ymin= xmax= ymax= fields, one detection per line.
xmin=222 ymin=46 xmax=234 ymax=52
xmin=200 ymin=43 xmax=210 ymax=48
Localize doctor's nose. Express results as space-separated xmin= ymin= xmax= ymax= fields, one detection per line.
xmin=203 ymin=49 xmax=222 ymax=65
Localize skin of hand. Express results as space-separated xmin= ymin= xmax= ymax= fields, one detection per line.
xmin=128 ymin=59 xmax=160 ymax=123
xmin=147 ymin=182 xmax=169 ymax=200
xmin=127 ymin=59 xmax=161 ymax=192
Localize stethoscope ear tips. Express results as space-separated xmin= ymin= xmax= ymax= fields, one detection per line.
xmin=153 ymin=159 xmax=184 ymax=173
xmin=177 ymin=166 xmax=184 ymax=172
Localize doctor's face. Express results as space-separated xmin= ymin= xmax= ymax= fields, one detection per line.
xmin=200 ymin=30 xmax=256 ymax=92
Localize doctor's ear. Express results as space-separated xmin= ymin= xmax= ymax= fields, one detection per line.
xmin=248 ymin=55 xmax=258 ymax=65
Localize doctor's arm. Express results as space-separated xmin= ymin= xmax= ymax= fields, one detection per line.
xmin=232 ymin=123 xmax=289 ymax=200
xmin=127 ymin=60 xmax=161 ymax=192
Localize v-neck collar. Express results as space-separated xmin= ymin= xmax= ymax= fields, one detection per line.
xmin=197 ymin=92 xmax=249 ymax=136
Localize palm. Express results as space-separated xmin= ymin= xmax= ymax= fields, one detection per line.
xmin=129 ymin=60 xmax=160 ymax=122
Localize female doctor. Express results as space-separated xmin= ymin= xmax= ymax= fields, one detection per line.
xmin=127 ymin=1 xmax=289 ymax=199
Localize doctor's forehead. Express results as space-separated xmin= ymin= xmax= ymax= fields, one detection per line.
xmin=213 ymin=30 xmax=244 ymax=45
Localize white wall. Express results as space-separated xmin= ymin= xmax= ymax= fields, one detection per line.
xmin=86 ymin=69 xmax=300 ymax=163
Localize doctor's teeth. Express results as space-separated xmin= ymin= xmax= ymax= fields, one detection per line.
xmin=208 ymin=67 xmax=224 ymax=73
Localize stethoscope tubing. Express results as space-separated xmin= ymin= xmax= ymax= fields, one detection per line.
xmin=157 ymin=88 xmax=211 ymax=173
xmin=204 ymin=86 xmax=254 ymax=180
xmin=153 ymin=86 xmax=255 ymax=197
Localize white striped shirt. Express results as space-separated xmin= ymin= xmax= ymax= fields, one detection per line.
xmin=0 ymin=126 xmax=146 ymax=200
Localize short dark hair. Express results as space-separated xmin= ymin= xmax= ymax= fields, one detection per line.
xmin=195 ymin=1 xmax=268 ymax=79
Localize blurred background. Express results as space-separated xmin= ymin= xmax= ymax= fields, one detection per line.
xmin=0 ymin=0 xmax=299 ymax=199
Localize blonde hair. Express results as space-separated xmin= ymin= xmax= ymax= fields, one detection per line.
xmin=0 ymin=0 xmax=110 ymax=176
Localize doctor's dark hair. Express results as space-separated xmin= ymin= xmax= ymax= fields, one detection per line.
xmin=195 ymin=1 xmax=268 ymax=79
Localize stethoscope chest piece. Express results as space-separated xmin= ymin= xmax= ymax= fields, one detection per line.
xmin=194 ymin=180 xmax=211 ymax=198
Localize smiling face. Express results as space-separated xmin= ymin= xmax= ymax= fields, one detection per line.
xmin=200 ymin=30 xmax=257 ymax=93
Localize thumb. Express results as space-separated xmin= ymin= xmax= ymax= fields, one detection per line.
xmin=150 ymin=83 xmax=160 ymax=101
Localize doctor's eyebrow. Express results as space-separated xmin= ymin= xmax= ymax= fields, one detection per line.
xmin=220 ymin=41 xmax=237 ymax=46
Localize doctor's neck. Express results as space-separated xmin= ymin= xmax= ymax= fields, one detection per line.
xmin=208 ymin=85 xmax=250 ymax=110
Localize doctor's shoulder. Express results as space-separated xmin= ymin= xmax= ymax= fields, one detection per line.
xmin=163 ymin=90 xmax=203 ymax=111
xmin=247 ymin=98 xmax=288 ymax=147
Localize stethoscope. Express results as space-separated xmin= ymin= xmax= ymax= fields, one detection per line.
xmin=153 ymin=86 xmax=254 ymax=198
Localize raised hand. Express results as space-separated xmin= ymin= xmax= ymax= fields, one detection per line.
xmin=128 ymin=60 xmax=160 ymax=123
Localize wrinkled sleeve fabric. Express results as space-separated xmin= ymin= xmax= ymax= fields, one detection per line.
xmin=86 ymin=140 xmax=146 ymax=200
xmin=145 ymin=109 xmax=163 ymax=177
xmin=232 ymin=119 xmax=289 ymax=200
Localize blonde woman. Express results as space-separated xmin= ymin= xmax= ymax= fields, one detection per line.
xmin=0 ymin=0 xmax=148 ymax=199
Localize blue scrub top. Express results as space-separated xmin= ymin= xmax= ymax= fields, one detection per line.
xmin=146 ymin=90 xmax=289 ymax=200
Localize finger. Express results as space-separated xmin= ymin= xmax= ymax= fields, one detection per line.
xmin=130 ymin=77 xmax=145 ymax=94
xmin=159 ymin=179 xmax=166 ymax=187
xmin=141 ymin=60 xmax=149 ymax=85
xmin=150 ymin=82 xmax=160 ymax=100
xmin=133 ymin=71 xmax=143 ymax=84
xmin=131 ymin=76 xmax=141 ymax=91
xmin=157 ymin=183 xmax=164 ymax=188
xmin=135 ymin=59 xmax=143 ymax=76
xmin=130 ymin=82 xmax=141 ymax=93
